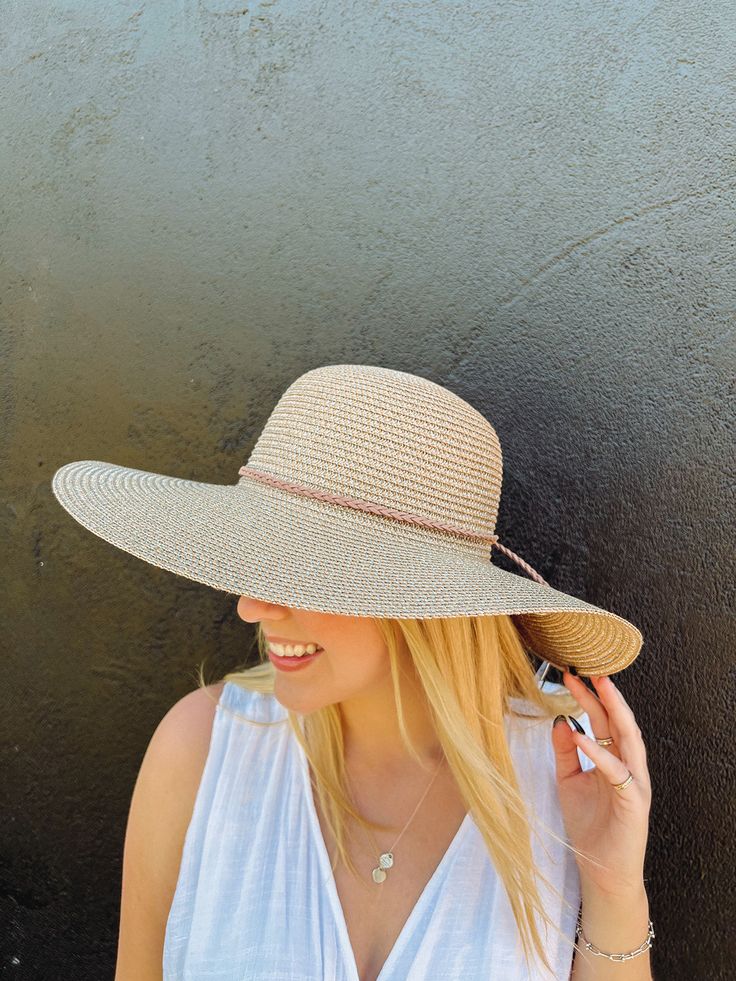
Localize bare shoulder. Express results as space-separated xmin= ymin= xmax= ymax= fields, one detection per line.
xmin=114 ymin=681 xmax=226 ymax=981
xmin=156 ymin=681 xmax=226 ymax=760
xmin=143 ymin=680 xmax=227 ymax=798
xmin=139 ymin=679 xmax=228 ymax=852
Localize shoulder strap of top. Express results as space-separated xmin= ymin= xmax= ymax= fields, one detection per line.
xmin=218 ymin=680 xmax=290 ymax=725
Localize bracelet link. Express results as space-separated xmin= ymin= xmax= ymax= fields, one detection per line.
xmin=575 ymin=910 xmax=655 ymax=962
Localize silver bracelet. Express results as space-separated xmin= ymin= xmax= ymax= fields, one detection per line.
xmin=575 ymin=910 xmax=655 ymax=962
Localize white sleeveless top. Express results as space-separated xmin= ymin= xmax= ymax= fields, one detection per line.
xmin=163 ymin=680 xmax=594 ymax=980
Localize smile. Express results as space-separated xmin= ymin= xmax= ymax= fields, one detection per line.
xmin=268 ymin=641 xmax=323 ymax=657
xmin=268 ymin=645 xmax=324 ymax=672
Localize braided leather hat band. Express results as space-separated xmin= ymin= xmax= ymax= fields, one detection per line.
xmin=237 ymin=465 xmax=550 ymax=587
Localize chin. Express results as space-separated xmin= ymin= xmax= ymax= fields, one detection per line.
xmin=273 ymin=685 xmax=327 ymax=716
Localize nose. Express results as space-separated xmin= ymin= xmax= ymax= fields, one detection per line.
xmin=236 ymin=595 xmax=289 ymax=623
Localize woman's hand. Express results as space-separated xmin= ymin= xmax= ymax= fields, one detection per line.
xmin=551 ymin=671 xmax=652 ymax=898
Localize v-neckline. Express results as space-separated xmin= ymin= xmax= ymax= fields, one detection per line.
xmin=293 ymin=735 xmax=472 ymax=981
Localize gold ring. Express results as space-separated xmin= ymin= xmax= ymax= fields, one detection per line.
xmin=596 ymin=736 xmax=614 ymax=746
xmin=612 ymin=771 xmax=634 ymax=792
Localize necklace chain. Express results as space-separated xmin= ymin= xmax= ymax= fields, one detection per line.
xmin=346 ymin=755 xmax=447 ymax=883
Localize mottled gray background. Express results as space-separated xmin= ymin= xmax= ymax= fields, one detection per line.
xmin=2 ymin=1 xmax=734 ymax=978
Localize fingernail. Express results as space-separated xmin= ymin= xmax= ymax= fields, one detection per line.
xmin=553 ymin=714 xmax=568 ymax=728
xmin=567 ymin=715 xmax=585 ymax=734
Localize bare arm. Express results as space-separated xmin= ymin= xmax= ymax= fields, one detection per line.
xmin=552 ymin=673 xmax=654 ymax=981
xmin=114 ymin=683 xmax=224 ymax=981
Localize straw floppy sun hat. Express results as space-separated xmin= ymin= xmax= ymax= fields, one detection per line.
xmin=51 ymin=363 xmax=643 ymax=677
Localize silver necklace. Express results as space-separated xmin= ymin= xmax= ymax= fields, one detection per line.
xmin=348 ymin=755 xmax=447 ymax=883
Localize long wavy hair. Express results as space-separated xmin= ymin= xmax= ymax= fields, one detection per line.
xmin=197 ymin=613 xmax=595 ymax=977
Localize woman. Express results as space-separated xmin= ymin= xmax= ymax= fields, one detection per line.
xmin=52 ymin=363 xmax=653 ymax=980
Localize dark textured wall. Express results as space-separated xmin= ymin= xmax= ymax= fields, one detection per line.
xmin=2 ymin=2 xmax=734 ymax=979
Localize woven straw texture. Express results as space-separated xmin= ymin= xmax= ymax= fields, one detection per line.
xmin=51 ymin=363 xmax=643 ymax=676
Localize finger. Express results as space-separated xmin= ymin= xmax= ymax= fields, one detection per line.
xmin=551 ymin=715 xmax=586 ymax=781
xmin=589 ymin=675 xmax=648 ymax=773
xmin=561 ymin=670 xmax=621 ymax=759
xmin=568 ymin=728 xmax=645 ymax=797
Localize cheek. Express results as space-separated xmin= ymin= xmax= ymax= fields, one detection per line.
xmin=326 ymin=645 xmax=391 ymax=692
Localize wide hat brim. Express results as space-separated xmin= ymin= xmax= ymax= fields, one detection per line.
xmin=51 ymin=460 xmax=643 ymax=677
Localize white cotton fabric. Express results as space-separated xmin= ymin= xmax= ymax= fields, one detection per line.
xmin=163 ymin=680 xmax=595 ymax=981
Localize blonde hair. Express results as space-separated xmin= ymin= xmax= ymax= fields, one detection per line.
xmin=196 ymin=614 xmax=597 ymax=977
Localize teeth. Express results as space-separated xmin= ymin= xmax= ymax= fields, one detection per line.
xmin=270 ymin=642 xmax=322 ymax=658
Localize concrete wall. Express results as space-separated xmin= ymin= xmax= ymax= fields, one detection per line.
xmin=2 ymin=2 xmax=734 ymax=978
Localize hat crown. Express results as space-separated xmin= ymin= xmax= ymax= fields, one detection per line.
xmin=242 ymin=364 xmax=503 ymax=541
